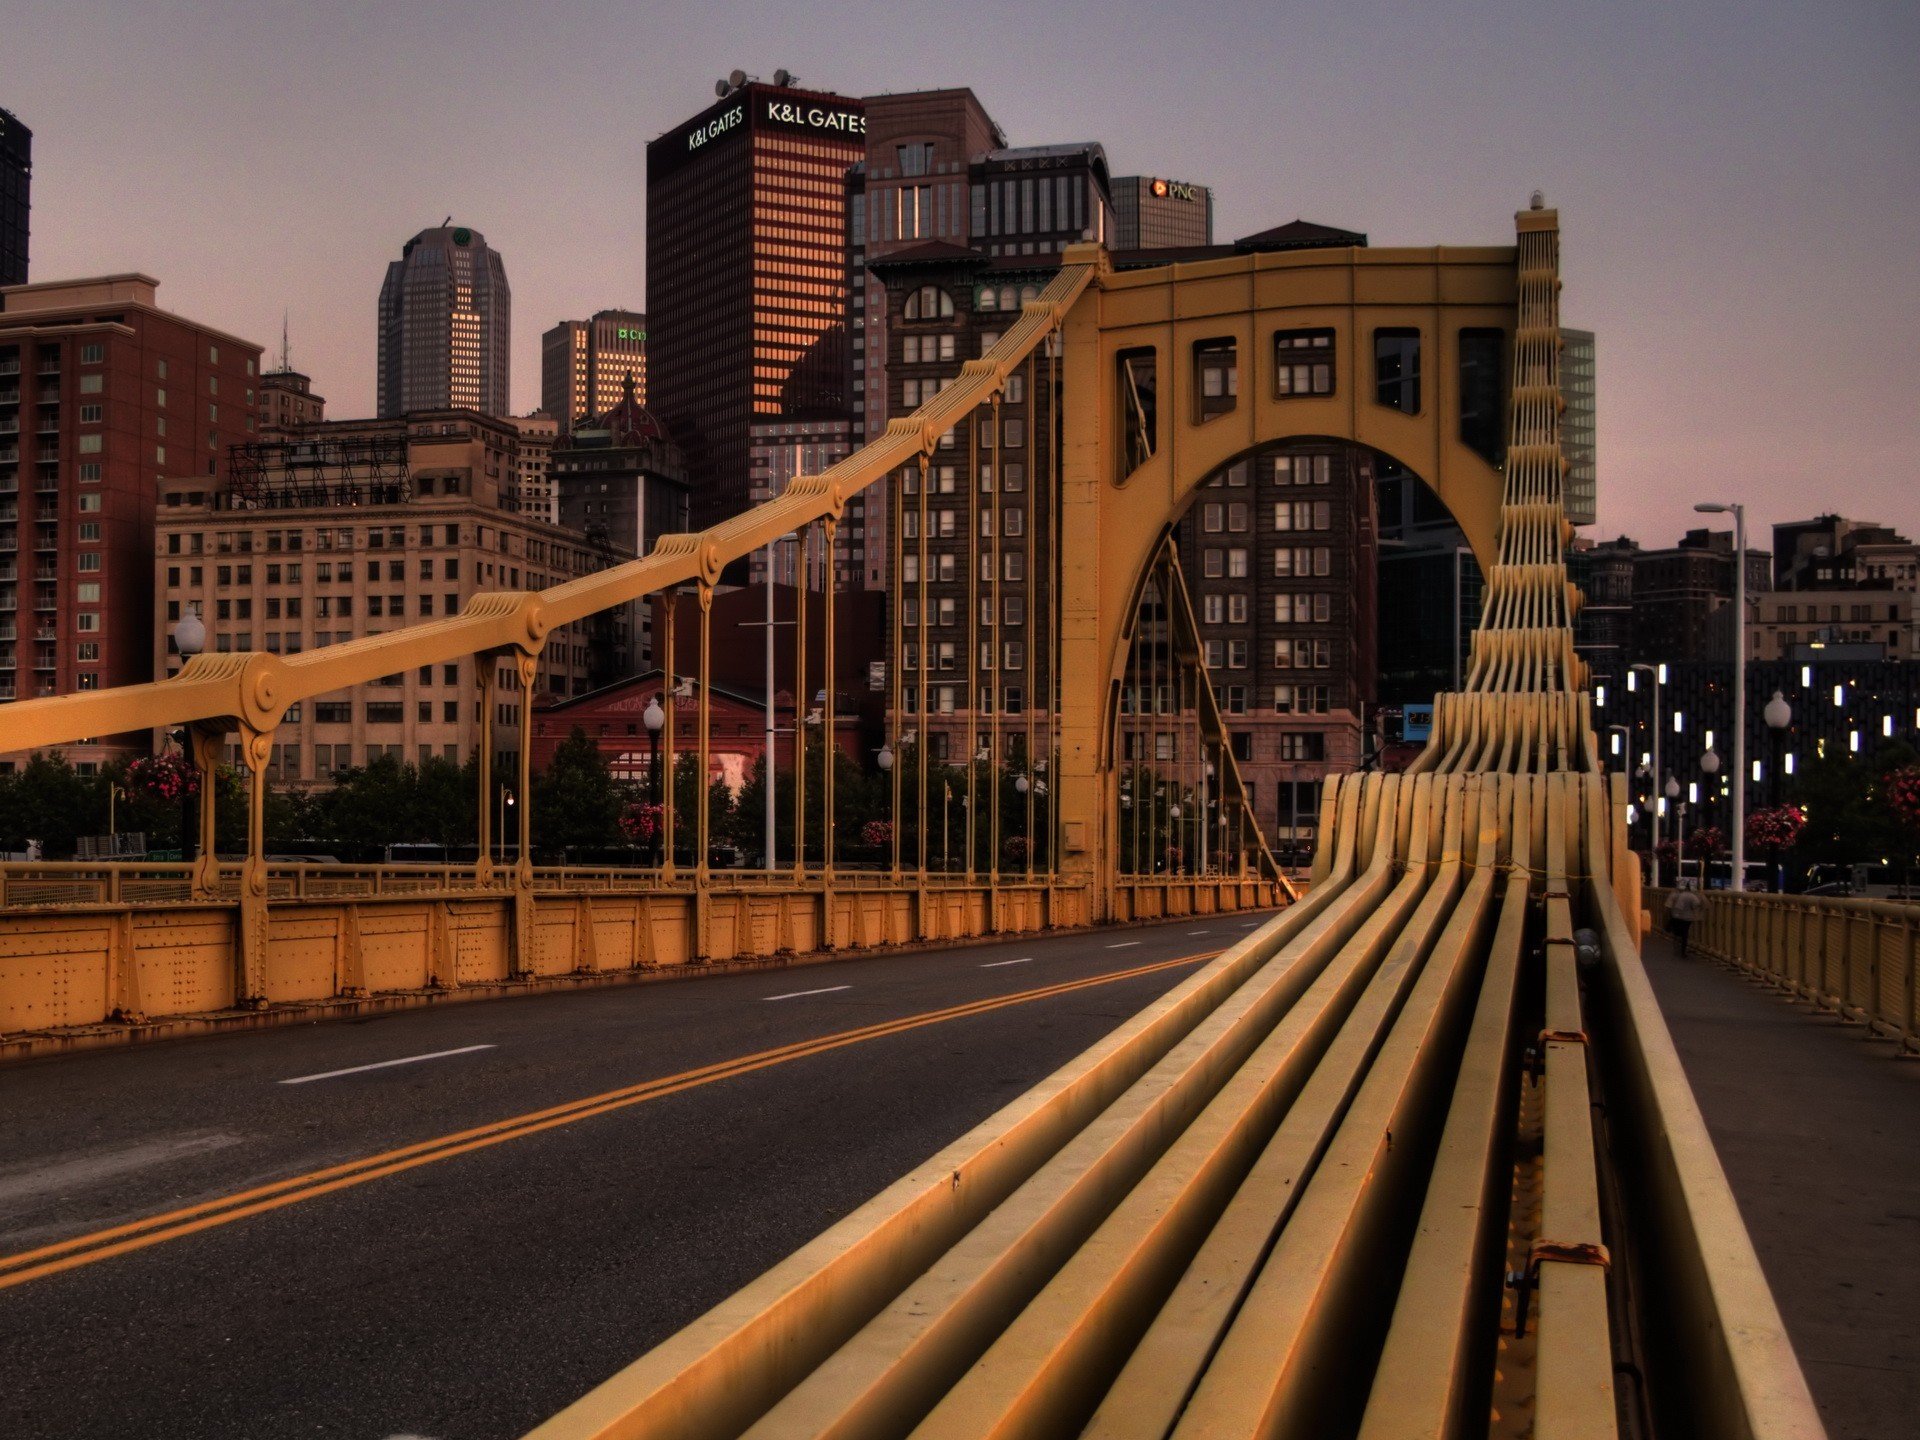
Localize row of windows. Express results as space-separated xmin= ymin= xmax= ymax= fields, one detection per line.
xmin=1118 ymin=327 xmax=1508 ymax=480
xmin=1199 ymin=591 xmax=1334 ymax=626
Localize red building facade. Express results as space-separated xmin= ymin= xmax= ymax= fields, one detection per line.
xmin=0 ymin=275 xmax=262 ymax=767
xmin=530 ymin=670 xmax=864 ymax=792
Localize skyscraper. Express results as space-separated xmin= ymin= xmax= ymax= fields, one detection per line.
xmin=646 ymin=79 xmax=866 ymax=526
xmin=377 ymin=224 xmax=510 ymax=418
xmin=0 ymin=108 xmax=30 ymax=286
xmin=540 ymin=309 xmax=646 ymax=434
xmin=1112 ymin=176 xmax=1214 ymax=250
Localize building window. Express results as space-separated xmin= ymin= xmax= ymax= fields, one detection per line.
xmin=1374 ymin=329 xmax=1421 ymax=413
xmin=1273 ymin=329 xmax=1335 ymax=397
xmin=903 ymin=286 xmax=955 ymax=322
xmin=1117 ymin=347 xmax=1157 ymax=479
xmin=1196 ymin=339 xmax=1238 ymax=418
xmin=1459 ymin=328 xmax=1505 ymax=465
xmin=1280 ymin=733 xmax=1326 ymax=762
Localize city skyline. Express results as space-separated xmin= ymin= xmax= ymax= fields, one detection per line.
xmin=6 ymin=0 xmax=1916 ymax=546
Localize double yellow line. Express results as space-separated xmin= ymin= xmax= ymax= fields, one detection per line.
xmin=0 ymin=950 xmax=1216 ymax=1294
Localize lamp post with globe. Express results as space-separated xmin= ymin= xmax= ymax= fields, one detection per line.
xmin=169 ymin=606 xmax=206 ymax=862
xmin=876 ymin=742 xmax=895 ymax=874
xmin=1665 ymin=774 xmax=1683 ymax=885
xmin=1764 ymin=690 xmax=1792 ymax=807
xmin=1701 ymin=745 xmax=1722 ymax=885
xmin=643 ymin=694 xmax=665 ymax=868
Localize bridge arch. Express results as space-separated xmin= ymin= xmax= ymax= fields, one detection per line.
xmin=1049 ymin=242 xmax=1521 ymax=901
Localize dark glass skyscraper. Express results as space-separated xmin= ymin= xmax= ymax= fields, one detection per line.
xmin=646 ymin=82 xmax=866 ymax=526
xmin=0 ymin=108 xmax=30 ymax=286
xmin=377 ymin=224 xmax=510 ymax=418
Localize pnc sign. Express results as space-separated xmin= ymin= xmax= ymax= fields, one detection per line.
xmin=1149 ymin=178 xmax=1202 ymax=203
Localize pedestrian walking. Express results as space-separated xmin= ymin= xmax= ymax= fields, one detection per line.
xmin=1667 ymin=882 xmax=1704 ymax=956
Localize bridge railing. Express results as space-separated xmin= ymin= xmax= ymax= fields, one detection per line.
xmin=1655 ymin=887 xmax=1920 ymax=1054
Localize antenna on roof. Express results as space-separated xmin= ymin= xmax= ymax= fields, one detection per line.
xmin=442 ymin=214 xmax=453 ymax=228
xmin=278 ymin=311 xmax=291 ymax=374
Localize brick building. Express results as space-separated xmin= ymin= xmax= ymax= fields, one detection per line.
xmin=156 ymin=409 xmax=632 ymax=786
xmin=0 ymin=274 xmax=263 ymax=768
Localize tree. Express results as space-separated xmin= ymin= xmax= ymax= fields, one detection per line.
xmin=0 ymin=754 xmax=94 ymax=857
xmin=533 ymin=729 xmax=628 ymax=856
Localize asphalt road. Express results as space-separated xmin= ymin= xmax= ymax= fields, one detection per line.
xmin=0 ymin=915 xmax=1268 ymax=1440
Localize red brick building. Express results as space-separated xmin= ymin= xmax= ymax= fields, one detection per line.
xmin=0 ymin=274 xmax=263 ymax=768
xmin=530 ymin=669 xmax=864 ymax=793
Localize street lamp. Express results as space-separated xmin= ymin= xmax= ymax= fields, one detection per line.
xmin=1631 ymin=663 xmax=1664 ymax=887
xmin=499 ymin=786 xmax=515 ymax=864
xmin=1700 ymin=746 xmax=1722 ymax=883
xmin=643 ymin=694 xmax=665 ymax=868
xmin=1664 ymin=773 xmax=1682 ymax=886
xmin=1696 ymin=500 xmax=1748 ymax=889
xmin=1763 ymin=690 xmax=1791 ymax=807
xmin=1169 ymin=801 xmax=1183 ymax=875
xmin=168 ymin=606 xmax=206 ymax=863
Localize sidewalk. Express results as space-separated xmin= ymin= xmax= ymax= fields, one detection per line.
xmin=1642 ymin=930 xmax=1920 ymax=1440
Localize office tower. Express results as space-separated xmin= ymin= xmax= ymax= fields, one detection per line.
xmin=1561 ymin=327 xmax=1596 ymax=526
xmin=256 ymin=371 xmax=326 ymax=434
xmin=159 ymin=409 xmax=632 ymax=785
xmin=510 ymin=411 xmax=559 ymax=524
xmin=377 ymin=224 xmax=510 ymax=419
xmin=748 ymin=416 xmax=854 ymax=585
xmin=846 ymin=89 xmax=1006 ymax=589
xmin=540 ymin=310 xmax=647 ymax=435
xmin=646 ymin=79 xmax=866 ymax=527
xmin=553 ymin=379 xmax=689 ymax=676
xmin=0 ymin=274 xmax=263 ymax=768
xmin=1112 ymin=176 xmax=1214 ymax=250
xmin=0 ymin=108 xmax=28 ymax=286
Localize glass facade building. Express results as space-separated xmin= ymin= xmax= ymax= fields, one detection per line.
xmin=646 ymin=84 xmax=866 ymax=528
xmin=376 ymin=225 xmax=510 ymax=419
xmin=0 ymin=108 xmax=29 ymax=286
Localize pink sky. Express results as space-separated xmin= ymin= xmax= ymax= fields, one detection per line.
xmin=7 ymin=0 xmax=1916 ymax=549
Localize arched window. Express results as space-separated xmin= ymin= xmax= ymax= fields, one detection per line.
xmin=1019 ymin=284 xmax=1040 ymax=304
xmin=998 ymin=285 xmax=1016 ymax=312
xmin=903 ymin=285 xmax=955 ymax=321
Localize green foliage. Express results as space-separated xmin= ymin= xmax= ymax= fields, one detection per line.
xmin=533 ymin=729 xmax=627 ymax=853
xmin=1785 ymin=739 xmax=1920 ymax=871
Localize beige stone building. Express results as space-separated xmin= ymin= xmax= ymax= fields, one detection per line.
xmin=155 ymin=409 xmax=633 ymax=786
xmin=510 ymin=411 xmax=558 ymax=523
xmin=1750 ymin=589 xmax=1917 ymax=663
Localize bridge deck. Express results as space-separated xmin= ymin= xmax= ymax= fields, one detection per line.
xmin=1643 ymin=932 xmax=1920 ymax=1440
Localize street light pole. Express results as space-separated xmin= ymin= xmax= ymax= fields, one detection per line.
xmin=169 ymin=605 xmax=206 ymax=863
xmin=643 ymin=694 xmax=664 ymax=868
xmin=1631 ymin=663 xmax=1663 ymax=887
xmin=1697 ymin=501 xmax=1747 ymax=890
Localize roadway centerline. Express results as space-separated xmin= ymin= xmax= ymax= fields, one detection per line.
xmin=278 ymin=1045 xmax=497 ymax=1086
xmin=763 ymin=986 xmax=852 ymax=1002
xmin=0 ymin=949 xmax=1220 ymax=1294
xmin=980 ymin=958 xmax=1033 ymax=968
xmin=1107 ymin=941 xmax=1141 ymax=949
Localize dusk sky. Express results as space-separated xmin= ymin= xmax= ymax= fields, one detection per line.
xmin=6 ymin=0 xmax=1916 ymax=546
